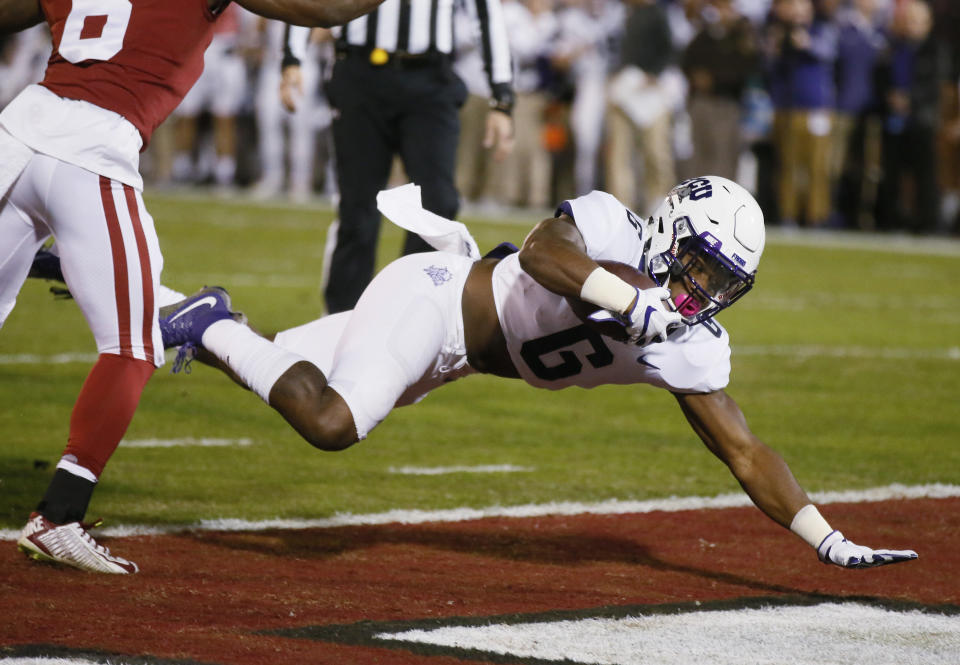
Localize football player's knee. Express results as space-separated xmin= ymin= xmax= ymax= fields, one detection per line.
xmin=300 ymin=412 xmax=357 ymax=451
xmin=270 ymin=364 xmax=358 ymax=451
xmin=297 ymin=388 xmax=358 ymax=451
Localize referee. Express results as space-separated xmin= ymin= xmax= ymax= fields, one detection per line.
xmin=282 ymin=0 xmax=515 ymax=314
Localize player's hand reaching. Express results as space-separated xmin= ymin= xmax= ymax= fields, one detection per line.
xmin=817 ymin=530 xmax=918 ymax=568
xmin=590 ymin=286 xmax=681 ymax=346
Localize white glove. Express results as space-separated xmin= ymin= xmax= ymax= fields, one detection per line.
xmin=589 ymin=286 xmax=682 ymax=346
xmin=817 ymin=530 xmax=918 ymax=568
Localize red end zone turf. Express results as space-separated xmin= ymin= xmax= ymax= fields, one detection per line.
xmin=1 ymin=497 xmax=956 ymax=665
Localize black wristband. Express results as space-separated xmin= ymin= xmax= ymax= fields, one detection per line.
xmin=490 ymin=84 xmax=515 ymax=115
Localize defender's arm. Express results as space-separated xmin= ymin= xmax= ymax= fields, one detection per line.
xmin=0 ymin=0 xmax=43 ymax=35
xmin=233 ymin=0 xmax=384 ymax=27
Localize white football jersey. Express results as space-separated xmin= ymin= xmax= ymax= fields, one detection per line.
xmin=491 ymin=190 xmax=731 ymax=393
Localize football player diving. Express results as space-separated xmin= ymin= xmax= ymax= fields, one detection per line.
xmin=40 ymin=175 xmax=920 ymax=569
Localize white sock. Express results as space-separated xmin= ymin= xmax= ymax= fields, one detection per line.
xmin=201 ymin=319 xmax=306 ymax=404
xmin=56 ymin=457 xmax=98 ymax=483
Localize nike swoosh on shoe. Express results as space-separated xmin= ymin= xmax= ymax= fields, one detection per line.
xmin=168 ymin=296 xmax=218 ymax=322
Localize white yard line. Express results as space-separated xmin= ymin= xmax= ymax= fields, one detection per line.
xmin=763 ymin=227 xmax=960 ymax=257
xmin=1 ymin=483 xmax=956 ymax=541
xmin=121 ymin=437 xmax=254 ymax=448
xmin=733 ymin=345 xmax=960 ymax=361
xmin=5 ymin=345 xmax=959 ymax=366
xmin=0 ymin=352 xmax=99 ymax=365
xmin=388 ymin=464 xmax=534 ymax=475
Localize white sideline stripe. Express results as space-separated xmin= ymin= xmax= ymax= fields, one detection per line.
xmin=175 ymin=272 xmax=316 ymax=288
xmin=0 ymin=349 xmax=193 ymax=365
xmin=0 ymin=352 xmax=99 ymax=365
xmin=1 ymin=483 xmax=957 ymax=541
xmin=6 ymin=345 xmax=959 ymax=366
xmin=764 ymin=227 xmax=960 ymax=257
xmin=388 ymin=464 xmax=534 ymax=475
xmin=377 ymin=602 xmax=960 ymax=665
xmin=733 ymin=345 xmax=960 ymax=361
xmin=121 ymin=437 xmax=254 ymax=448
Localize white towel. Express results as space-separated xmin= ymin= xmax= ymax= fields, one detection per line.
xmin=0 ymin=126 xmax=33 ymax=200
xmin=377 ymin=183 xmax=481 ymax=260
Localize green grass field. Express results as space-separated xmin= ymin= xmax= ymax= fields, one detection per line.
xmin=2 ymin=192 xmax=959 ymax=529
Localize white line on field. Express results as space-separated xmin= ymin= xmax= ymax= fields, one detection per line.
xmin=733 ymin=345 xmax=960 ymax=361
xmin=4 ymin=345 xmax=958 ymax=366
xmin=377 ymin=601 xmax=960 ymax=665
xmin=121 ymin=437 xmax=254 ymax=448
xmin=763 ymin=227 xmax=960 ymax=257
xmin=1 ymin=482 xmax=956 ymax=541
xmin=174 ymin=272 xmax=317 ymax=288
xmin=0 ymin=352 xmax=99 ymax=365
xmin=0 ymin=349 xmax=196 ymax=366
xmin=388 ymin=464 xmax=534 ymax=475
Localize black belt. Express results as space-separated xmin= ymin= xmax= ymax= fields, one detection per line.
xmin=337 ymin=45 xmax=450 ymax=70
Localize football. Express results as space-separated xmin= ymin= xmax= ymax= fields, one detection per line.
xmin=567 ymin=261 xmax=656 ymax=342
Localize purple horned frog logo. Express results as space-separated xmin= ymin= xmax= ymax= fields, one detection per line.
xmin=423 ymin=265 xmax=453 ymax=286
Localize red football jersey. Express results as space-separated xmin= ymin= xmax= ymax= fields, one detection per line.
xmin=39 ymin=0 xmax=226 ymax=147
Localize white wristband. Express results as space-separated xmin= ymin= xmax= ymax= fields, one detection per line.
xmin=789 ymin=504 xmax=834 ymax=549
xmin=579 ymin=267 xmax=637 ymax=314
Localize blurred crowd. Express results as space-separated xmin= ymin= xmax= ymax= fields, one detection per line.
xmin=3 ymin=0 xmax=959 ymax=234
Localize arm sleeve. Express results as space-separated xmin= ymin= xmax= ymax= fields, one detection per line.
xmin=556 ymin=191 xmax=645 ymax=264
xmin=470 ymin=0 xmax=515 ymax=112
xmin=281 ymin=24 xmax=312 ymax=68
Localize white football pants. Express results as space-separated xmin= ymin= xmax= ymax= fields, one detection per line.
xmin=273 ymin=251 xmax=476 ymax=438
xmin=0 ymin=148 xmax=164 ymax=365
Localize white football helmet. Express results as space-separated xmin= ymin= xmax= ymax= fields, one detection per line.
xmin=644 ymin=176 xmax=765 ymax=324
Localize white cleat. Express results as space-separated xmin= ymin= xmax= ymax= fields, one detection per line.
xmin=17 ymin=512 xmax=138 ymax=574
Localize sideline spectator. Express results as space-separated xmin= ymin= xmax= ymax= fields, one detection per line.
xmin=764 ymin=0 xmax=838 ymax=227
xmin=682 ymin=0 xmax=759 ymax=181
xmin=932 ymin=0 xmax=960 ymax=233
xmin=551 ymin=0 xmax=621 ymax=197
xmin=494 ymin=0 xmax=558 ymax=209
xmin=605 ymin=0 xmax=677 ymax=214
xmin=253 ymin=22 xmax=333 ymax=202
xmin=171 ymin=5 xmax=252 ymax=189
xmin=454 ymin=6 xmax=502 ymax=208
xmin=874 ymin=0 xmax=947 ymax=233
xmin=832 ymin=0 xmax=886 ymax=229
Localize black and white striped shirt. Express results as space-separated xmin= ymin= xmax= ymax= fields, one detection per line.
xmin=284 ymin=0 xmax=514 ymax=110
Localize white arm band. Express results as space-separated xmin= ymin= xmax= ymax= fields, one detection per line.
xmin=579 ymin=267 xmax=637 ymax=314
xmin=789 ymin=504 xmax=834 ymax=548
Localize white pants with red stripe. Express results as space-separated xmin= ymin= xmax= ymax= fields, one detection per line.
xmin=0 ymin=151 xmax=164 ymax=366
